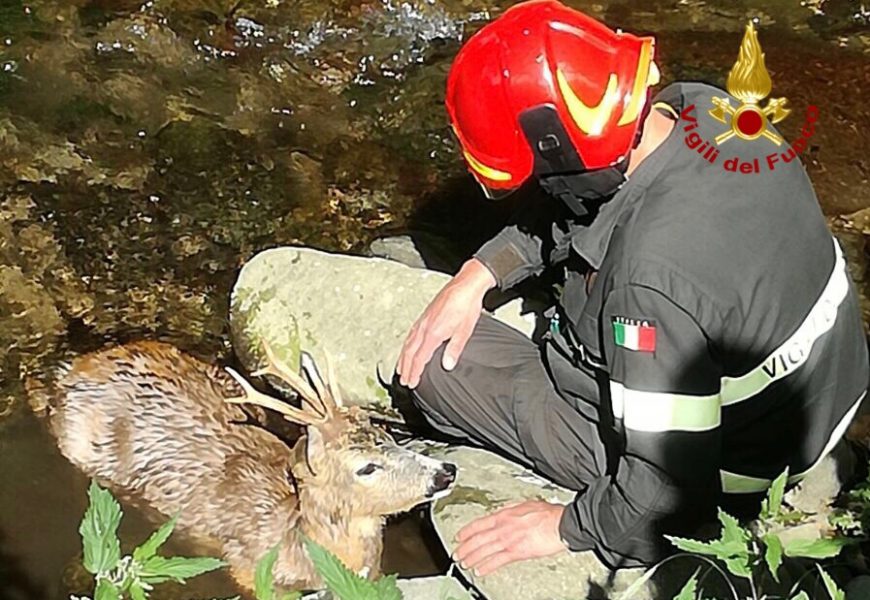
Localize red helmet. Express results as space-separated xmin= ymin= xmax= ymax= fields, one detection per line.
xmin=446 ymin=0 xmax=659 ymax=195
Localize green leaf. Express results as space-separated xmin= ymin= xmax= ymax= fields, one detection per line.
xmin=133 ymin=514 xmax=178 ymax=562
xmin=372 ymin=573 xmax=403 ymax=600
xmin=761 ymin=468 xmax=789 ymax=521
xmin=255 ymin=545 xmax=280 ymax=600
xmin=279 ymin=593 xmax=302 ymax=600
xmin=790 ymin=592 xmax=810 ymax=600
xmin=666 ymin=536 xmax=748 ymax=563
xmin=80 ymin=480 xmax=123 ymax=575
xmin=673 ymin=573 xmax=698 ymax=600
xmin=666 ymin=536 xmax=720 ymax=557
xmin=95 ymin=579 xmax=121 ymax=600
xmin=129 ymin=582 xmax=148 ymax=600
xmin=782 ymin=537 xmax=851 ymax=559
xmin=304 ymin=539 xmax=377 ymax=600
xmin=667 ymin=528 xmax=751 ymax=580
xmin=762 ymin=533 xmax=783 ymax=582
xmin=718 ymin=510 xmax=750 ymax=547
xmin=817 ymin=565 xmax=845 ymax=600
xmin=724 ymin=555 xmax=752 ymax=579
xmin=717 ymin=510 xmax=751 ymax=578
xmin=139 ymin=555 xmax=226 ymax=584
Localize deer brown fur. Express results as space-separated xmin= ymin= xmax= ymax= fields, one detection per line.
xmin=43 ymin=341 xmax=456 ymax=592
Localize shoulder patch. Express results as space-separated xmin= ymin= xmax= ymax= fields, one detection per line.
xmin=612 ymin=316 xmax=656 ymax=353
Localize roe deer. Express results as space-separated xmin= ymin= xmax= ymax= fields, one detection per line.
xmin=44 ymin=340 xmax=456 ymax=592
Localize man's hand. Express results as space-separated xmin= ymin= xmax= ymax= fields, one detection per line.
xmin=453 ymin=501 xmax=569 ymax=576
xmin=397 ymin=258 xmax=496 ymax=388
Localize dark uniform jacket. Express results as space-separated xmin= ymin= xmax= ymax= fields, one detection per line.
xmin=475 ymin=82 xmax=869 ymax=566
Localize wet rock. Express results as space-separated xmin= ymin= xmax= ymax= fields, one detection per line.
xmin=423 ymin=444 xmax=655 ymax=600
xmin=367 ymin=232 xmax=463 ymax=273
xmin=0 ymin=194 xmax=93 ymax=381
xmin=230 ymin=247 xmax=534 ymax=415
xmin=367 ymin=235 xmax=427 ymax=269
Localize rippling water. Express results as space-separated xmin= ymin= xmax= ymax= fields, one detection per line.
xmin=0 ymin=0 xmax=868 ymax=597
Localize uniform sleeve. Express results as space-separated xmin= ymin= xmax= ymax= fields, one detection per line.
xmin=558 ymin=284 xmax=723 ymax=566
xmin=474 ymin=226 xmax=547 ymax=290
xmin=474 ymin=196 xmax=579 ymax=290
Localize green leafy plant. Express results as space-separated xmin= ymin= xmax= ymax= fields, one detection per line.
xmin=78 ymin=480 xmax=226 ymax=600
xmin=76 ymin=480 xmax=410 ymax=600
xmin=303 ymin=538 xmax=403 ymax=600
xmin=619 ymin=469 xmax=857 ymax=600
xmin=253 ymin=545 xmax=301 ymax=600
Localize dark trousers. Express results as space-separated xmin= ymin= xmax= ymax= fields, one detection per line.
xmin=411 ymin=313 xmax=610 ymax=495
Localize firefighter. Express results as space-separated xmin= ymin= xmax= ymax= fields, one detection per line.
xmin=396 ymin=0 xmax=869 ymax=574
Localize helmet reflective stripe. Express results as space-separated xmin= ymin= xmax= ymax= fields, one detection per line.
xmin=462 ymin=149 xmax=513 ymax=183
xmin=557 ymin=71 xmax=620 ymax=136
xmin=618 ymin=38 xmax=656 ymax=126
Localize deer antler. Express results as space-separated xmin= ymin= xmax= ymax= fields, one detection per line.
xmin=224 ymin=367 xmax=326 ymax=426
xmin=253 ymin=341 xmax=331 ymax=418
xmin=299 ymin=352 xmax=333 ymax=419
xmin=224 ymin=339 xmax=347 ymax=426
xmin=322 ymin=351 xmax=343 ymax=409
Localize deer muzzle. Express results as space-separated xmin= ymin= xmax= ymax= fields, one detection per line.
xmin=426 ymin=462 xmax=457 ymax=499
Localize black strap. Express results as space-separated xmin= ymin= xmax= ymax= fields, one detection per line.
xmin=518 ymin=104 xmax=628 ymax=214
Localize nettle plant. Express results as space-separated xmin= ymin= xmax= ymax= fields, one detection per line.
xmin=619 ymin=469 xmax=862 ymax=600
xmin=74 ymin=480 xmax=410 ymax=600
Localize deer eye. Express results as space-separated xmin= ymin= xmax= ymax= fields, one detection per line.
xmin=355 ymin=463 xmax=382 ymax=476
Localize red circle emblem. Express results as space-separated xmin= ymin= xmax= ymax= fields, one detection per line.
xmin=736 ymin=108 xmax=764 ymax=137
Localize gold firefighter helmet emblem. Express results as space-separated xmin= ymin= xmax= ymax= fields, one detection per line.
xmin=709 ymin=21 xmax=790 ymax=146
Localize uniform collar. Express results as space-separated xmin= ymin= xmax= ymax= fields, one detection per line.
xmin=569 ymin=83 xmax=686 ymax=269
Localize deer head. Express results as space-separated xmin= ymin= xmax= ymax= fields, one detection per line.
xmin=224 ymin=342 xmax=456 ymax=517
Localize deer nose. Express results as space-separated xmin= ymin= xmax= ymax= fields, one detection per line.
xmin=427 ymin=462 xmax=457 ymax=497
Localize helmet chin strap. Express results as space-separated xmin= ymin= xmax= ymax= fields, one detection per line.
xmin=519 ymin=94 xmax=651 ymax=216
xmin=538 ymin=163 xmax=627 ymax=217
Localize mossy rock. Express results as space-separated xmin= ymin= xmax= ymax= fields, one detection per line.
xmin=229 ymin=247 xmax=534 ymax=415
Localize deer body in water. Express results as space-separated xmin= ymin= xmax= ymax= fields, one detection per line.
xmin=44 ymin=341 xmax=456 ymax=592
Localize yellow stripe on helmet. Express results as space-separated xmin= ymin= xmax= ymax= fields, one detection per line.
xmin=462 ymin=149 xmax=513 ymax=183
xmin=618 ymin=38 xmax=656 ymax=126
xmin=557 ymin=70 xmax=620 ymax=137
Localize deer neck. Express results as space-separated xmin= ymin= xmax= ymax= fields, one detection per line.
xmin=296 ymin=483 xmax=384 ymax=577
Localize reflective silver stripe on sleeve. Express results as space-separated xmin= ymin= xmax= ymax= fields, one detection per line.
xmin=721 ymin=390 xmax=865 ymax=494
xmin=610 ymin=382 xmax=721 ymax=432
xmin=720 ymin=238 xmax=848 ymax=406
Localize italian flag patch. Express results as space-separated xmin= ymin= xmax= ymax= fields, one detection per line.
xmin=612 ymin=317 xmax=657 ymax=353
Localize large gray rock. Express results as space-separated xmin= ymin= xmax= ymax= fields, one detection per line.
xmin=230 ymin=247 xmax=535 ymax=415
xmin=301 ymin=576 xmax=473 ymax=600
xmin=397 ymin=574 xmax=474 ymax=599
xmin=423 ymin=444 xmax=655 ymax=600
xmin=366 ymin=232 xmax=467 ymax=273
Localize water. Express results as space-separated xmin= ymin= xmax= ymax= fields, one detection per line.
xmin=0 ymin=0 xmax=867 ymax=597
